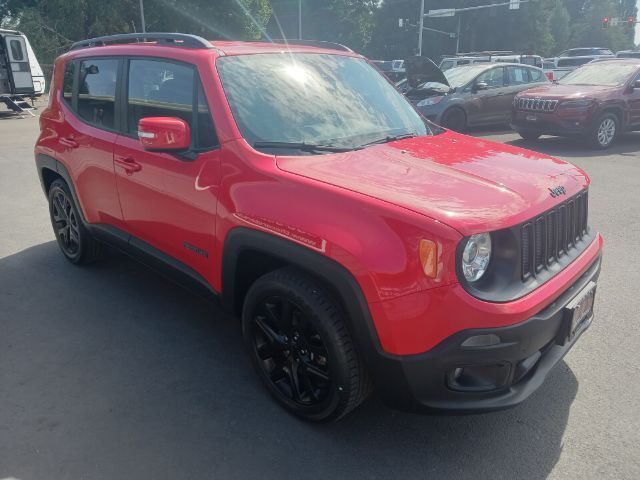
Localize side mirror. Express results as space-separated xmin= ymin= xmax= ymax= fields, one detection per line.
xmin=474 ymin=82 xmax=489 ymax=91
xmin=138 ymin=117 xmax=190 ymax=152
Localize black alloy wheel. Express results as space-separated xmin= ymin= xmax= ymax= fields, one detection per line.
xmin=51 ymin=188 xmax=81 ymax=257
xmin=242 ymin=268 xmax=372 ymax=422
xmin=251 ymin=295 xmax=332 ymax=407
xmin=48 ymin=178 xmax=104 ymax=264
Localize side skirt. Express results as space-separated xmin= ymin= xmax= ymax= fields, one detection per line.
xmin=89 ymin=224 xmax=220 ymax=303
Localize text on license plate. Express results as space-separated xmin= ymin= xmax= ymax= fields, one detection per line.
xmin=566 ymin=281 xmax=597 ymax=340
xmin=526 ymin=114 xmax=538 ymax=121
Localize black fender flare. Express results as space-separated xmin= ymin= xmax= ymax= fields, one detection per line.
xmin=220 ymin=227 xmax=409 ymax=392
xmin=35 ymin=153 xmax=88 ymax=223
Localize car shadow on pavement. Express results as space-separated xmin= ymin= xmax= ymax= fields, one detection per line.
xmin=0 ymin=242 xmax=577 ymax=480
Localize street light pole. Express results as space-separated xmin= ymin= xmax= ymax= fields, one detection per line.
xmin=456 ymin=15 xmax=461 ymax=54
xmin=418 ymin=0 xmax=425 ymax=56
xmin=139 ymin=0 xmax=146 ymax=33
xmin=298 ymin=0 xmax=302 ymax=39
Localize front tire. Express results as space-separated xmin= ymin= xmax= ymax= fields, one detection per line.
xmin=48 ymin=179 xmax=104 ymax=264
xmin=242 ymin=268 xmax=372 ymax=422
xmin=589 ymin=113 xmax=618 ymax=149
xmin=441 ymin=107 xmax=467 ymax=132
xmin=518 ymin=131 xmax=541 ymax=141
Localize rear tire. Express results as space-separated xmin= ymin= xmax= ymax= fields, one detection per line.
xmin=242 ymin=267 xmax=372 ymax=422
xmin=589 ymin=113 xmax=618 ymax=149
xmin=518 ymin=131 xmax=542 ymax=141
xmin=48 ymin=179 xmax=104 ymax=265
xmin=441 ymin=107 xmax=467 ymax=132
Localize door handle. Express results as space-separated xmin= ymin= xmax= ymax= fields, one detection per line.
xmin=59 ymin=137 xmax=79 ymax=148
xmin=115 ymin=155 xmax=142 ymax=174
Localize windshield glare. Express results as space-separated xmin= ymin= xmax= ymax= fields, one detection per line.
xmin=217 ymin=53 xmax=429 ymax=152
xmin=558 ymin=64 xmax=637 ymax=86
xmin=444 ymin=65 xmax=487 ymax=88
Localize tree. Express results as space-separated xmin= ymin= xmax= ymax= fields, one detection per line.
xmin=267 ymin=0 xmax=377 ymax=52
xmin=2 ymin=0 xmax=273 ymax=67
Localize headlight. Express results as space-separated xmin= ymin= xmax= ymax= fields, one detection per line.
xmin=559 ymin=99 xmax=594 ymax=108
xmin=416 ymin=96 xmax=444 ymax=107
xmin=461 ymin=233 xmax=492 ymax=282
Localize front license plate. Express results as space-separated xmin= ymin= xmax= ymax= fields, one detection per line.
xmin=526 ymin=114 xmax=538 ymax=121
xmin=565 ymin=281 xmax=597 ymax=340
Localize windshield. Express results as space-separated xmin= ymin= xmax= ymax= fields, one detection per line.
xmin=567 ymin=49 xmax=593 ymax=57
xmin=558 ymin=63 xmax=638 ymax=86
xmin=440 ymin=59 xmax=454 ymax=71
xmin=444 ymin=65 xmax=487 ymax=88
xmin=217 ymin=53 xmax=430 ymax=153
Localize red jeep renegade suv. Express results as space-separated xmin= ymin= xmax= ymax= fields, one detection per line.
xmin=35 ymin=33 xmax=603 ymax=421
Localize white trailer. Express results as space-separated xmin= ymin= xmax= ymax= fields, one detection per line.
xmin=1 ymin=29 xmax=45 ymax=114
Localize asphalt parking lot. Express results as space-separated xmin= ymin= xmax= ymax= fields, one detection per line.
xmin=1 ymin=109 xmax=639 ymax=480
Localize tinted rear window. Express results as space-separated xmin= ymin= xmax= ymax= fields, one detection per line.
xmin=78 ymin=59 xmax=118 ymax=129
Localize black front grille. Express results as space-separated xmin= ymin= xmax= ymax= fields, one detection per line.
xmin=521 ymin=190 xmax=589 ymax=280
xmin=518 ymin=98 xmax=558 ymax=112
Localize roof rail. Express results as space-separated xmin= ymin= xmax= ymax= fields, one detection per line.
xmin=271 ymin=39 xmax=353 ymax=52
xmin=70 ymin=33 xmax=215 ymax=51
xmin=0 ymin=28 xmax=22 ymax=35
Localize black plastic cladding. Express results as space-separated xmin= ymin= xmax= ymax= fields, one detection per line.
xmin=457 ymin=189 xmax=595 ymax=303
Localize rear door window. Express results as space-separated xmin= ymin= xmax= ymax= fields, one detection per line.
xmin=78 ymin=59 xmax=118 ymax=129
xmin=507 ymin=66 xmax=531 ymax=85
xmin=528 ymin=68 xmax=544 ymax=82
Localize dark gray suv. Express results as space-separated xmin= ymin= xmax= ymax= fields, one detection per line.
xmin=402 ymin=59 xmax=549 ymax=131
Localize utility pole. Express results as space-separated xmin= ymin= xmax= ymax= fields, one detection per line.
xmin=418 ymin=0 xmax=425 ymax=56
xmin=424 ymin=1 xmax=531 ymax=55
xmin=139 ymin=0 xmax=146 ymax=34
xmin=298 ymin=0 xmax=302 ymax=39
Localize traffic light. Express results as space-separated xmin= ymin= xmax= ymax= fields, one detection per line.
xmin=626 ymin=16 xmax=636 ymax=30
xmin=602 ymin=17 xmax=609 ymax=28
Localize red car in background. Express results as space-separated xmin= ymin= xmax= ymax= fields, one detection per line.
xmin=35 ymin=33 xmax=603 ymax=421
xmin=512 ymin=58 xmax=640 ymax=148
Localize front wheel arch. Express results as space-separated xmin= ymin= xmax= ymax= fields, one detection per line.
xmin=440 ymin=106 xmax=467 ymax=132
xmin=220 ymin=228 xmax=391 ymax=383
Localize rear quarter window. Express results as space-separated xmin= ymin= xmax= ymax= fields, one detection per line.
xmin=529 ymin=68 xmax=544 ymax=82
xmin=62 ymin=61 xmax=76 ymax=106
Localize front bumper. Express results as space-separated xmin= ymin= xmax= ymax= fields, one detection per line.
xmin=371 ymin=253 xmax=601 ymax=413
xmin=511 ymin=109 xmax=592 ymax=137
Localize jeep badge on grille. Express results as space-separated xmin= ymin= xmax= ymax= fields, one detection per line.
xmin=548 ymin=186 xmax=566 ymax=198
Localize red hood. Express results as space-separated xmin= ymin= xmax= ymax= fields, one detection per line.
xmin=276 ymin=131 xmax=589 ymax=235
xmin=518 ymin=83 xmax=617 ymax=99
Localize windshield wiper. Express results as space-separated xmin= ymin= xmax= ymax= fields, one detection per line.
xmin=357 ymin=132 xmax=418 ymax=149
xmin=253 ymin=141 xmax=354 ymax=153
